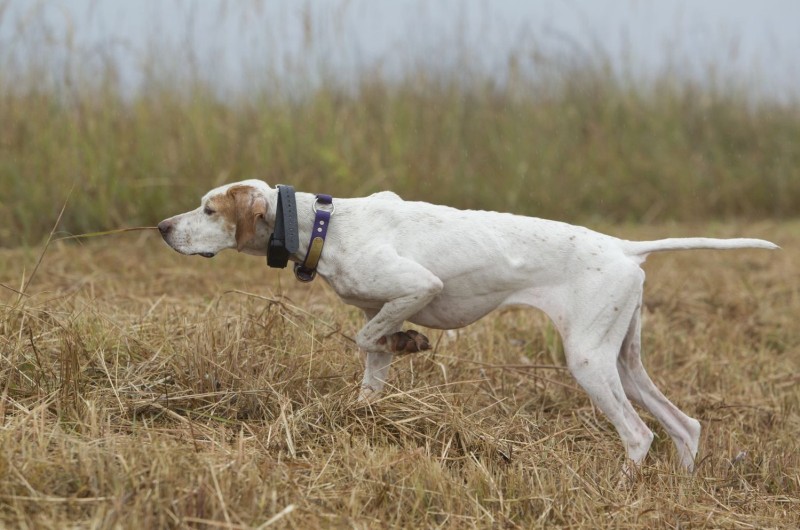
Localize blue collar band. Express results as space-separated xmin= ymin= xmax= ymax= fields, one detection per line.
xmin=294 ymin=194 xmax=333 ymax=282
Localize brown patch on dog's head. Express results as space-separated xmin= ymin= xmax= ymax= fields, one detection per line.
xmin=209 ymin=185 xmax=268 ymax=251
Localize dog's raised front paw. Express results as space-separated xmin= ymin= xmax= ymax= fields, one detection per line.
xmin=378 ymin=329 xmax=430 ymax=354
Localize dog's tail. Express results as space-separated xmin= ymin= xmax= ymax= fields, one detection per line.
xmin=622 ymin=237 xmax=779 ymax=263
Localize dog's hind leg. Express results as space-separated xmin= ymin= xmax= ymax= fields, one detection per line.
xmin=617 ymin=300 xmax=702 ymax=471
xmin=565 ymin=339 xmax=655 ymax=471
xmin=561 ymin=268 xmax=655 ymax=471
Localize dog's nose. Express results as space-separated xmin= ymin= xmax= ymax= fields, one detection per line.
xmin=157 ymin=219 xmax=173 ymax=237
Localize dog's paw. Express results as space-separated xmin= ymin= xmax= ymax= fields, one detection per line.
xmin=357 ymin=387 xmax=379 ymax=403
xmin=379 ymin=329 xmax=431 ymax=354
xmin=402 ymin=330 xmax=431 ymax=353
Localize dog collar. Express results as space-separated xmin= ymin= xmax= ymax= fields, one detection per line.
xmin=266 ymin=185 xmax=299 ymax=268
xmin=294 ymin=194 xmax=334 ymax=282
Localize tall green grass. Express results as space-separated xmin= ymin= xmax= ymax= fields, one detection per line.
xmin=1 ymin=8 xmax=799 ymax=248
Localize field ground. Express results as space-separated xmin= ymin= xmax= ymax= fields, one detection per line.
xmin=0 ymin=220 xmax=798 ymax=528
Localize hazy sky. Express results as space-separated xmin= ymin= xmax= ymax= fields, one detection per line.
xmin=2 ymin=0 xmax=799 ymax=99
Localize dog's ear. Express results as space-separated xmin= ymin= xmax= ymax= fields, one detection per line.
xmin=227 ymin=186 xmax=268 ymax=251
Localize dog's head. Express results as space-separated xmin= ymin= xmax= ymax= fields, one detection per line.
xmin=157 ymin=179 xmax=275 ymax=257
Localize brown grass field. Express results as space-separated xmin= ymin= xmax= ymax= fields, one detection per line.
xmin=0 ymin=220 xmax=797 ymax=529
xmin=1 ymin=4 xmax=800 ymax=527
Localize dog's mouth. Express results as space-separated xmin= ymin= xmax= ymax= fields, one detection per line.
xmin=193 ymin=252 xmax=216 ymax=258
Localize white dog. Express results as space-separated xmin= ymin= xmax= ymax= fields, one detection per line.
xmin=158 ymin=179 xmax=777 ymax=471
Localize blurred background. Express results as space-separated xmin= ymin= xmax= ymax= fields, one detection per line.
xmin=1 ymin=0 xmax=798 ymax=247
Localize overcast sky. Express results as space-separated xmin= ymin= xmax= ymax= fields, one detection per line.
xmin=2 ymin=0 xmax=798 ymax=100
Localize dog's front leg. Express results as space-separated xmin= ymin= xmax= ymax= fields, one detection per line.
xmin=358 ymin=309 xmax=393 ymax=400
xmin=353 ymin=260 xmax=443 ymax=401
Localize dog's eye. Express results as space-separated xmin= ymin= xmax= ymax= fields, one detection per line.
xmin=204 ymin=207 xmax=215 ymax=216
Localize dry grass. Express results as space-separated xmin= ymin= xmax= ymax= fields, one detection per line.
xmin=0 ymin=220 xmax=797 ymax=529
xmin=2 ymin=4 xmax=797 ymax=527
